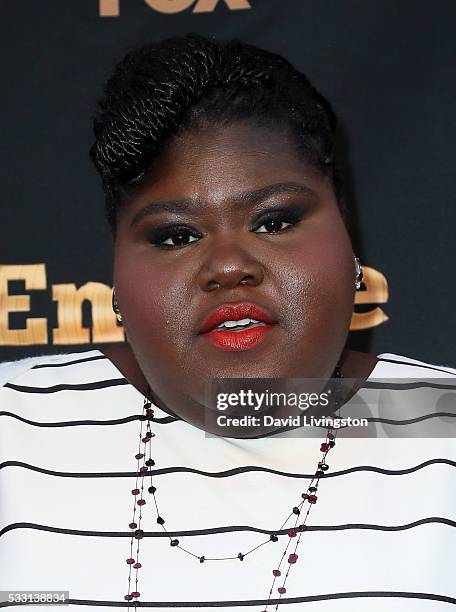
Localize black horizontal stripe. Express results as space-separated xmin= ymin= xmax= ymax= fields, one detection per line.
xmin=31 ymin=354 xmax=107 ymax=369
xmin=378 ymin=357 xmax=456 ymax=377
xmin=3 ymin=411 xmax=454 ymax=429
xmin=1 ymin=458 xmax=455 ymax=479
xmin=363 ymin=380 xmax=456 ymax=391
xmin=2 ymin=591 xmax=455 ymax=608
xmin=2 ymin=516 xmax=455 ymax=540
xmin=3 ymin=378 xmax=129 ymax=393
xmin=354 ymin=412 xmax=456 ymax=427
xmin=0 ymin=412 xmax=177 ymax=426
xmin=4 ymin=378 xmax=456 ymax=395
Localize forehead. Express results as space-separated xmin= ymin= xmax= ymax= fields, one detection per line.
xmin=129 ymin=121 xmax=324 ymax=203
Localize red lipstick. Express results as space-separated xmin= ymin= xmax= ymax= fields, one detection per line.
xmin=199 ymin=302 xmax=276 ymax=351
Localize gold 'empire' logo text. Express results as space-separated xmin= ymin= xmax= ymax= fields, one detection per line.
xmin=0 ymin=264 xmax=389 ymax=346
xmin=99 ymin=0 xmax=251 ymax=16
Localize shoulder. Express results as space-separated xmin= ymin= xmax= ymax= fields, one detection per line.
xmin=375 ymin=352 xmax=456 ymax=377
xmin=0 ymin=349 xmax=120 ymax=389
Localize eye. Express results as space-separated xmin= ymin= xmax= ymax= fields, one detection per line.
xmin=161 ymin=232 xmax=199 ymax=247
xmin=255 ymin=219 xmax=293 ymax=233
xmin=148 ymin=226 xmax=201 ymax=249
xmin=253 ymin=210 xmax=302 ymax=234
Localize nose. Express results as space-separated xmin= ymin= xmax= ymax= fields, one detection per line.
xmin=197 ymin=238 xmax=264 ymax=292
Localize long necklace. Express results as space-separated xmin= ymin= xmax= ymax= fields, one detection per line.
xmin=124 ymin=364 xmax=344 ymax=609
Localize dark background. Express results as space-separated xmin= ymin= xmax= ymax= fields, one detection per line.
xmin=1 ymin=0 xmax=455 ymax=366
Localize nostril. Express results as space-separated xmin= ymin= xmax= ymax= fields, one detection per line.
xmin=207 ymin=280 xmax=221 ymax=290
xmin=240 ymin=276 xmax=253 ymax=285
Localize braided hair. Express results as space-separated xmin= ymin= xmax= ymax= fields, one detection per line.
xmin=90 ymin=33 xmax=344 ymax=230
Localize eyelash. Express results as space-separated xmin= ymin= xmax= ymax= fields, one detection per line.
xmin=147 ymin=209 xmax=303 ymax=249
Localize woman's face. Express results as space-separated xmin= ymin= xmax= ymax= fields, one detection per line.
xmin=113 ymin=121 xmax=356 ymax=413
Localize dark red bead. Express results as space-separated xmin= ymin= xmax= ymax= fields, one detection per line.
xmin=288 ymin=553 xmax=298 ymax=564
xmin=139 ymin=466 xmax=148 ymax=474
xmin=124 ymin=594 xmax=133 ymax=601
xmin=142 ymin=437 xmax=150 ymax=443
xmin=278 ymin=587 xmax=286 ymax=594
xmin=135 ymin=453 xmax=144 ymax=460
xmin=131 ymin=488 xmax=140 ymax=495
xmin=146 ymin=408 xmax=154 ymax=418
xmin=308 ymin=494 xmax=318 ymax=504
xmin=327 ymin=432 xmax=335 ymax=439
xmin=126 ymin=558 xmax=135 ymax=565
xmin=288 ymin=528 xmax=297 ymax=537
xmin=133 ymin=562 xmax=142 ymax=569
xmin=131 ymin=591 xmax=140 ymax=598
xmin=134 ymin=529 xmax=144 ymax=539
xmin=320 ymin=442 xmax=330 ymax=452
xmin=129 ymin=522 xmax=137 ymax=529
xmin=138 ymin=414 xmax=147 ymax=421
xmin=137 ymin=499 xmax=146 ymax=506
xmin=272 ymin=569 xmax=281 ymax=577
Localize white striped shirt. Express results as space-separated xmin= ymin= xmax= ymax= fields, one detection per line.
xmin=1 ymin=350 xmax=456 ymax=611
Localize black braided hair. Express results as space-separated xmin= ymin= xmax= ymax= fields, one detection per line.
xmin=90 ymin=33 xmax=344 ymax=230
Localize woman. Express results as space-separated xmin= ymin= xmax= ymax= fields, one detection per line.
xmin=1 ymin=34 xmax=455 ymax=611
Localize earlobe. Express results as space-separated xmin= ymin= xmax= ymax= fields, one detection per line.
xmin=112 ymin=287 xmax=123 ymax=323
xmin=354 ymin=256 xmax=363 ymax=290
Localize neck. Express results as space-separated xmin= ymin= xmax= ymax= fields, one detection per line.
xmin=100 ymin=343 xmax=378 ymax=435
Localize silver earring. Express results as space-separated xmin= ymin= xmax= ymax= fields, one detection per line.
xmin=354 ymin=256 xmax=363 ymax=290
xmin=112 ymin=288 xmax=123 ymax=323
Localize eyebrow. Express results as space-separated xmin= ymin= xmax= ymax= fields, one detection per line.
xmin=130 ymin=181 xmax=317 ymax=227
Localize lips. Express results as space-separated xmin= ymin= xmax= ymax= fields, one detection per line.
xmin=199 ymin=302 xmax=276 ymax=334
xmin=199 ymin=302 xmax=276 ymax=351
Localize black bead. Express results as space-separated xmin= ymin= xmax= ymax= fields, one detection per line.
xmin=309 ymin=486 xmax=317 ymax=493
xmin=145 ymin=402 xmax=152 ymax=409
xmin=298 ymin=524 xmax=307 ymax=532
xmin=315 ymin=470 xmax=324 ymax=478
xmin=148 ymin=486 xmax=156 ymax=494
xmin=170 ymin=539 xmax=179 ymax=547
xmin=238 ymin=553 xmax=244 ymax=561
xmin=146 ymin=431 xmax=153 ymax=439
xmin=199 ymin=556 xmax=205 ymax=563
xmin=319 ymin=463 xmax=329 ymax=471
xmin=292 ymin=507 xmax=300 ymax=515
xmin=157 ymin=516 xmax=165 ymax=525
xmin=270 ymin=534 xmax=278 ymax=542
xmin=329 ymin=440 xmax=335 ymax=448
xmin=145 ymin=459 xmax=155 ymax=467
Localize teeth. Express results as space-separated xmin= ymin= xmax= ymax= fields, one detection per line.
xmin=216 ymin=318 xmax=261 ymax=330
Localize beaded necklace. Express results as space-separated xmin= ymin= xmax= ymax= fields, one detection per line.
xmin=123 ymin=364 xmax=343 ymax=609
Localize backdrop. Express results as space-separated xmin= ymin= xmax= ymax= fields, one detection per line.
xmin=1 ymin=0 xmax=455 ymax=366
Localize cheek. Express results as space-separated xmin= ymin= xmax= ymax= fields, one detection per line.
xmin=113 ymin=249 xmax=191 ymax=361
xmin=275 ymin=225 xmax=355 ymax=335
